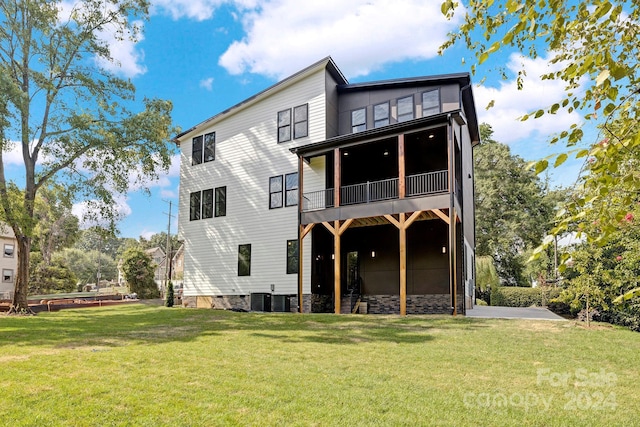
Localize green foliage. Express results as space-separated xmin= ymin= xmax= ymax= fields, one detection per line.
xmin=28 ymin=252 xmax=77 ymax=295
xmin=475 ymin=256 xmax=498 ymax=291
xmin=491 ymin=286 xmax=561 ymax=308
xmin=474 ymin=124 xmax=560 ymax=285
xmin=165 ymin=281 xmax=174 ymax=307
xmin=140 ymin=232 xmax=181 ymax=252
xmin=61 ymin=248 xmax=117 ymax=285
xmin=441 ymin=0 xmax=640 ymax=250
xmin=476 ymin=299 xmax=488 ymax=306
xmin=0 ymin=0 xmax=176 ymax=311
xmin=121 ymin=247 xmax=159 ymax=299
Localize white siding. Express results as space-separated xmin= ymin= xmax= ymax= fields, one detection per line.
xmin=178 ymin=69 xmax=328 ymax=297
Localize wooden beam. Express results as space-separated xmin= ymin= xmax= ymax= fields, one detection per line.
xmin=399 ymin=213 xmax=407 ymax=316
xmin=384 ymin=214 xmax=401 ymax=229
xmin=338 ymin=218 xmax=354 ymax=236
xmin=334 ymin=148 xmax=341 ymax=208
xmin=301 ymin=223 xmax=315 ymax=239
xmin=398 ymin=134 xmax=406 ymax=199
xmin=452 ymin=208 xmax=458 ymax=316
xmin=298 ymin=225 xmax=304 ymax=313
xmin=431 ymin=209 xmax=450 ymax=225
xmin=404 ymin=210 xmax=423 ymax=229
xmin=334 ymin=219 xmax=341 ymax=314
xmin=322 ymin=221 xmax=337 ymax=236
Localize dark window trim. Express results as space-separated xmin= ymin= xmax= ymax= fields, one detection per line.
xmin=293 ymin=104 xmax=309 ymax=139
xmin=284 ymin=172 xmax=298 ymax=207
xmin=191 ymin=135 xmax=203 ymax=165
xmin=422 ymin=88 xmax=441 ymax=116
xmin=215 ymin=186 xmax=226 ymax=217
xmin=202 ymin=188 xmax=214 ymax=219
xmin=397 ymin=95 xmax=415 ymax=123
xmin=277 ymin=108 xmax=292 ymax=143
xmin=203 ymin=132 xmax=216 ymax=163
xmin=238 ymin=244 xmax=251 ymax=277
xmin=351 ymin=107 xmax=366 ymax=133
xmin=374 ymin=101 xmax=390 ymax=128
xmin=189 ymin=191 xmax=202 ymax=221
xmin=269 ymin=175 xmax=283 ymax=209
xmin=286 ymin=239 xmax=299 ymax=274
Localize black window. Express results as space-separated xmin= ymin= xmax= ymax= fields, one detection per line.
xmin=351 ymin=108 xmax=366 ymax=133
xmin=192 ymin=136 xmax=203 ymax=165
xmin=238 ymin=244 xmax=251 ymax=276
xmin=287 ymin=240 xmax=298 ymax=274
xmin=202 ymin=189 xmax=213 ymax=219
xmin=293 ymin=104 xmax=308 ymax=139
xmin=374 ymin=102 xmax=390 ymax=128
xmin=215 ymin=186 xmax=226 ymax=217
xmin=2 ymin=269 xmax=13 ymax=283
xmin=285 ymin=172 xmax=298 ymax=207
xmin=189 ymin=191 xmax=201 ymax=221
xmin=422 ymin=89 xmax=440 ymax=116
xmin=397 ymin=95 xmax=414 ymax=123
xmin=277 ymin=109 xmax=291 ymax=143
xmin=204 ymin=132 xmax=215 ymax=162
xmin=269 ymin=175 xmax=283 ymax=209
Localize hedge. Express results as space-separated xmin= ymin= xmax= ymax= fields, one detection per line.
xmin=490 ymin=286 xmax=561 ymax=307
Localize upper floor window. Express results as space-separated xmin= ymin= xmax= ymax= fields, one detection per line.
xmin=269 ymin=175 xmax=283 ymax=209
xmin=351 ymin=108 xmax=366 ymax=133
xmin=202 ymin=189 xmax=214 ymax=219
xmin=374 ymin=102 xmax=390 ymax=128
xmin=190 ymin=191 xmax=201 ymax=221
xmin=285 ymin=172 xmax=298 ymax=207
xmin=4 ymin=244 xmax=14 ymax=258
xmin=277 ymin=109 xmax=291 ymax=143
xmin=192 ymin=132 xmax=215 ymax=165
xmin=215 ymin=186 xmax=226 ymax=217
xmin=422 ymin=89 xmax=440 ymax=116
xmin=293 ymin=104 xmax=308 ymax=139
xmin=397 ymin=96 xmax=414 ymax=123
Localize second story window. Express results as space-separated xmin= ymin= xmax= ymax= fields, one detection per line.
xmin=4 ymin=244 xmax=14 ymax=258
xmin=351 ymin=108 xmax=366 ymax=133
xmin=277 ymin=109 xmax=291 ymax=143
xmin=269 ymin=175 xmax=283 ymax=209
xmin=190 ymin=191 xmax=201 ymax=221
xmin=215 ymin=186 xmax=226 ymax=217
xmin=397 ymin=95 xmax=414 ymax=123
xmin=293 ymin=104 xmax=308 ymax=139
xmin=285 ymin=172 xmax=298 ymax=207
xmin=374 ymin=102 xmax=390 ymax=128
xmin=422 ymin=89 xmax=440 ymax=116
xmin=192 ymin=132 xmax=215 ymax=165
xmin=202 ymin=189 xmax=214 ymax=219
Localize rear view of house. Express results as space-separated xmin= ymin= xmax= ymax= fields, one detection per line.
xmin=176 ymin=57 xmax=479 ymax=315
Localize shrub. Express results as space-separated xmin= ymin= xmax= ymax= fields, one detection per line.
xmin=121 ymin=248 xmax=160 ymax=299
xmin=476 ymin=299 xmax=488 ymax=306
xmin=490 ymin=286 xmax=561 ymax=307
xmin=165 ymin=281 xmax=174 ymax=308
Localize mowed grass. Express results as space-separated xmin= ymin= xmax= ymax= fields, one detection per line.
xmin=1 ymin=305 xmax=639 ymax=426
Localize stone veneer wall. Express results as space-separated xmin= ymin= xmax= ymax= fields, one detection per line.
xmin=183 ymin=294 xmax=309 ymax=313
xmin=362 ymin=294 xmax=461 ymax=314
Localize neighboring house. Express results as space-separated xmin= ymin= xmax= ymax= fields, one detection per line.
xmin=171 ymin=243 xmax=184 ymax=286
xmin=145 ymin=247 xmax=167 ymax=289
xmin=0 ymin=224 xmax=18 ymax=300
xmin=175 ymin=57 xmax=479 ymax=315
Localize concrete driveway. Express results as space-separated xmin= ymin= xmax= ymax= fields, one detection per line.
xmin=466 ymin=305 xmax=566 ymax=321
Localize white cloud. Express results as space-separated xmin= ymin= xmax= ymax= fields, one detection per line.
xmin=139 ymin=229 xmax=157 ymax=240
xmin=474 ymin=54 xmax=586 ymax=145
xmin=152 ymin=0 xmax=258 ymax=21
xmin=200 ymin=77 xmax=215 ymax=91
xmin=72 ymin=195 xmax=132 ymax=229
xmin=218 ymin=0 xmax=464 ymax=79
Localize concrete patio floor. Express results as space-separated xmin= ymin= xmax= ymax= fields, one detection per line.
xmin=465 ymin=305 xmax=566 ymax=321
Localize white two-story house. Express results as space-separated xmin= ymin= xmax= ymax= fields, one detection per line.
xmin=0 ymin=224 xmax=18 ymax=300
xmin=176 ymin=57 xmax=479 ymax=315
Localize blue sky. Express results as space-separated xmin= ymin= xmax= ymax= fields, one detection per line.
xmin=46 ymin=1 xmax=597 ymax=238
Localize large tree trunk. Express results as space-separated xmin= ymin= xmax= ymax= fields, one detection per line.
xmin=8 ymin=235 xmax=33 ymax=315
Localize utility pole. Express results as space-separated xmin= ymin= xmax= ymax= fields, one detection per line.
xmin=163 ymin=201 xmax=175 ymax=297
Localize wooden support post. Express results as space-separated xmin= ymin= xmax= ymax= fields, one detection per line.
xmin=398 ymin=134 xmax=406 ymax=199
xmin=399 ymin=213 xmax=407 ymax=316
xmin=297 ymin=155 xmax=304 ymax=313
xmin=334 ymin=148 xmax=341 ymax=208
xmin=334 ymin=220 xmax=341 ymax=314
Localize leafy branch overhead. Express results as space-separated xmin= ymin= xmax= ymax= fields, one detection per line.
xmin=441 ymin=0 xmax=640 ymax=248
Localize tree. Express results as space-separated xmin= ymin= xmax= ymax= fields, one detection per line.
xmin=440 ymin=0 xmax=640 ymax=250
xmin=165 ymin=280 xmax=174 ymax=307
xmin=29 ymin=252 xmax=77 ymax=295
xmin=0 ymin=1 xmax=175 ymax=313
xmin=474 ymin=124 xmax=557 ymax=285
xmin=61 ymin=247 xmax=117 ymax=286
xmin=121 ymin=247 xmax=158 ymax=299
xmin=139 ymin=232 xmax=180 ymax=252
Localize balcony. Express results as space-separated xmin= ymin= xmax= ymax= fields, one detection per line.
xmin=302 ymin=170 xmax=448 ymax=212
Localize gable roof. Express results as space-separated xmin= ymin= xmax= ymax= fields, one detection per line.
xmin=173 ymin=56 xmax=347 ymax=144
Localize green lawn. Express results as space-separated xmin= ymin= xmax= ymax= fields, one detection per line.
xmin=1 ymin=304 xmax=638 ymax=426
